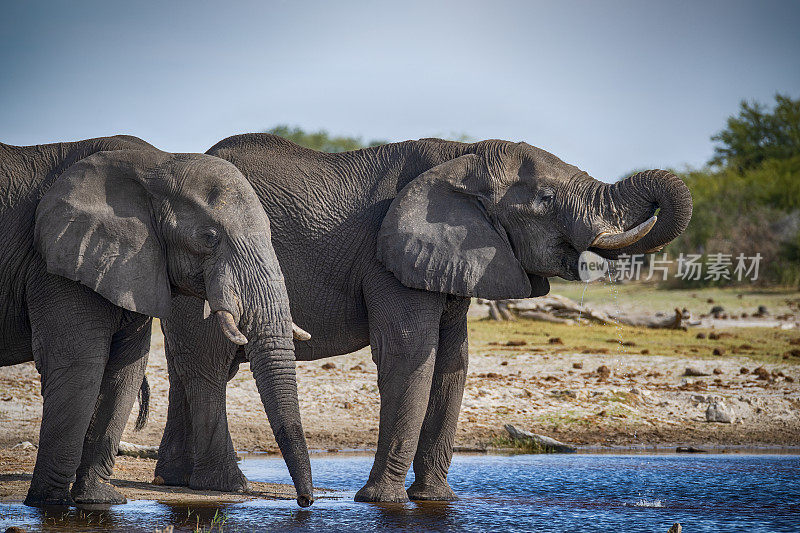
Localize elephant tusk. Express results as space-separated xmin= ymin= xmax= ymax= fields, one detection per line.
xmin=292 ymin=323 xmax=311 ymax=341
xmin=590 ymin=215 xmax=657 ymax=250
xmin=203 ymin=300 xmax=212 ymax=320
xmin=216 ymin=310 xmax=248 ymax=345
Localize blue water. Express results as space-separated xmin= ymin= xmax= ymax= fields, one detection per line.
xmin=1 ymin=453 xmax=798 ymax=532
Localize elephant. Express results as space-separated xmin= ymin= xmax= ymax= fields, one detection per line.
xmin=156 ymin=135 xmax=692 ymax=502
xmin=0 ymin=136 xmax=314 ymax=508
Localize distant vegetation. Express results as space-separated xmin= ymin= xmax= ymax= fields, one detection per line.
xmin=666 ymin=94 xmax=800 ymax=287
xmin=264 ymin=125 xmax=387 ymax=153
xmin=264 ymin=126 xmax=474 ymax=152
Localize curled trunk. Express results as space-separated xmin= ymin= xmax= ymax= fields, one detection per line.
xmin=590 ymin=170 xmax=692 ymax=257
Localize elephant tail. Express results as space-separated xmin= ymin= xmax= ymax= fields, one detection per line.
xmin=134 ymin=375 xmax=150 ymax=431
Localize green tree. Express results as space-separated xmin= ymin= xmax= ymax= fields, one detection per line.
xmin=265 ymin=125 xmax=387 ymax=153
xmin=710 ymin=94 xmax=800 ymax=172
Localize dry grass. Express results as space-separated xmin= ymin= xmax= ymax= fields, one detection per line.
xmin=468 ymin=318 xmax=800 ymax=365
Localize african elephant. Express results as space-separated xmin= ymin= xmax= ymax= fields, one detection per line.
xmin=157 ymin=135 xmax=692 ymax=502
xmin=0 ymin=136 xmax=313 ymax=507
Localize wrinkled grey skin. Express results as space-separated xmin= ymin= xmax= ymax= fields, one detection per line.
xmin=0 ymin=136 xmax=312 ymax=508
xmin=158 ymin=135 xmax=692 ymax=502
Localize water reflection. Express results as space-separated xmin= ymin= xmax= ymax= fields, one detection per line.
xmin=1 ymin=454 xmax=798 ymax=532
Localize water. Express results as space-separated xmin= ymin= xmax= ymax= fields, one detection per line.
xmin=2 ymin=453 xmax=798 ymax=532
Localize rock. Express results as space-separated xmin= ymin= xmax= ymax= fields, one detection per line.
xmin=676 ymin=446 xmax=707 ymax=453
xmin=118 ymin=441 xmax=158 ymax=459
xmin=713 ymin=368 xmax=723 ymax=375
xmin=684 ymin=367 xmax=710 ymax=377
xmin=640 ymin=349 xmax=650 ymax=354
xmin=668 ymin=523 xmax=682 ymax=533
xmin=5 ymin=527 xmax=28 ymax=533
xmin=501 ymin=361 xmax=509 ymax=366
xmin=706 ymin=401 xmax=734 ymax=423
xmin=350 ymin=364 xmax=363 ymax=371
xmin=740 ymin=367 xmax=750 ymax=374
xmin=321 ymin=362 xmax=336 ymax=370
xmin=551 ymin=389 xmax=577 ymax=399
xmin=597 ymin=365 xmax=611 ymax=379
xmin=786 ymin=375 xmax=795 ymax=383
xmin=690 ymin=393 xmax=708 ymax=403
xmin=755 ymin=305 xmax=769 ymax=317
xmin=503 ymin=424 xmax=577 ymax=453
xmin=11 ymin=441 xmax=36 ymax=450
xmin=712 ymin=348 xmax=725 ymax=356
xmin=572 ymin=362 xmax=583 ymax=369
xmin=505 ymin=339 xmax=527 ymax=346
xmin=696 ymin=332 xmax=707 ymax=339
xmin=0 ymin=395 xmax=12 ymax=401
xmin=710 ymin=305 xmax=725 ymax=317
xmin=343 ymin=401 xmax=353 ymax=409
xmin=754 ymin=367 xmax=770 ymax=380
xmin=548 ymin=337 xmax=563 ymax=345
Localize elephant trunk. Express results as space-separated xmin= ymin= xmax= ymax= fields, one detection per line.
xmin=587 ymin=170 xmax=693 ymax=258
xmin=248 ymin=339 xmax=314 ymax=507
xmin=204 ymin=236 xmax=313 ymax=507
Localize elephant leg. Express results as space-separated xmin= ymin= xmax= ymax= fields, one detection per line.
xmin=24 ymin=272 xmax=119 ymax=507
xmin=354 ymin=270 xmax=445 ymax=503
xmin=408 ymin=298 xmax=469 ymax=501
xmin=71 ymin=313 xmax=152 ymax=505
xmin=158 ymin=297 xmax=247 ymax=492
xmin=183 ymin=367 xmax=245 ymax=492
xmin=154 ymin=350 xmax=194 ymax=486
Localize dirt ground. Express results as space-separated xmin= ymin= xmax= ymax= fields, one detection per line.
xmin=1 ymin=297 xmax=799 ymax=501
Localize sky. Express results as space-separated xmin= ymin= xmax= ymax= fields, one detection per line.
xmin=1 ymin=0 xmax=798 ymax=181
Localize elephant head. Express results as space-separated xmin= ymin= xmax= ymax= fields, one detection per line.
xmin=33 ymin=149 xmax=314 ymax=506
xmin=377 ymin=140 xmax=692 ymax=298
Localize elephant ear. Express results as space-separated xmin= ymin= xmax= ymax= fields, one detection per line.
xmin=377 ymin=154 xmax=534 ymax=300
xmin=35 ymin=150 xmax=172 ymax=317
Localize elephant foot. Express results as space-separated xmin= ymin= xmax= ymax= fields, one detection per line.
xmin=188 ymin=464 xmax=249 ymax=493
xmin=153 ymin=462 xmax=191 ymax=487
xmin=70 ymin=477 xmax=126 ymax=508
xmin=24 ymin=485 xmax=72 ymax=508
xmin=354 ymin=481 xmax=409 ymax=503
xmin=407 ymin=479 xmax=458 ymax=501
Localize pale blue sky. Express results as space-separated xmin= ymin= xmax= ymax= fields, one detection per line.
xmin=1 ymin=0 xmax=798 ymax=180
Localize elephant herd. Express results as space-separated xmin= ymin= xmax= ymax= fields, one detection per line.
xmin=0 ymin=133 xmax=692 ymax=508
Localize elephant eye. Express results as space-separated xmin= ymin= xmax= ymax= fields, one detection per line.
xmin=541 ymin=194 xmax=554 ymax=203
xmin=202 ymin=228 xmax=220 ymax=248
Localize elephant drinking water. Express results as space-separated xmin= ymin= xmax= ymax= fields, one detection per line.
xmin=157 ymin=135 xmax=692 ymax=502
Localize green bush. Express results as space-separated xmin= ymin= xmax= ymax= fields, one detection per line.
xmin=664 ymin=95 xmax=800 ymax=288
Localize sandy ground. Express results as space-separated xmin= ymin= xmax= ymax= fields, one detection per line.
xmin=1 ymin=311 xmax=799 ymax=503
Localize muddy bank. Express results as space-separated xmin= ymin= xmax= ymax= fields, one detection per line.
xmin=0 ymin=448 xmax=297 ymax=505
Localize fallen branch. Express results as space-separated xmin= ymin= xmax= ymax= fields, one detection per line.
xmin=118 ymin=441 xmax=158 ymax=459
xmin=479 ymin=294 xmax=693 ymax=329
xmin=504 ymin=424 xmax=577 ymax=453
